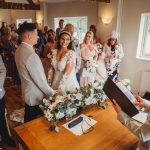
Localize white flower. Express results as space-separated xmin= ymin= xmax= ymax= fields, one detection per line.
xmin=85 ymin=60 xmax=97 ymax=73
xmin=124 ymin=79 xmax=130 ymax=84
xmin=93 ymin=82 xmax=99 ymax=88
xmin=75 ymin=93 xmax=82 ymax=100
xmin=66 ymin=108 xmax=77 ymax=116
xmin=66 ymin=94 xmax=72 ymax=100
xmin=43 ymin=110 xmax=47 ymax=115
xmin=84 ymin=96 xmax=93 ymax=106
xmin=39 ymin=105 xmax=43 ymax=109
xmin=91 ymin=98 xmax=98 ymax=104
xmin=90 ymin=89 xmax=94 ymax=94
xmin=43 ymin=98 xmax=47 ymax=103
xmin=56 ymin=112 xmax=65 ymax=119
xmin=45 ymin=110 xmax=53 ymax=121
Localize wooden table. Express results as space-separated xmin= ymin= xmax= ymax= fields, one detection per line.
xmin=14 ymin=102 xmax=138 ymax=150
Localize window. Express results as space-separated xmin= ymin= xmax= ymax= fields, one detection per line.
xmin=16 ymin=18 xmax=32 ymax=28
xmin=136 ymin=13 xmax=150 ymax=60
xmin=54 ymin=17 xmax=87 ymax=43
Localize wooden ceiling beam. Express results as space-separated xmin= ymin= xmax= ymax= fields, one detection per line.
xmin=0 ymin=0 xmax=40 ymax=10
xmin=89 ymin=0 xmax=110 ymax=3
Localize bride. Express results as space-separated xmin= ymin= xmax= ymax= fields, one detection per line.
xmin=51 ymin=30 xmax=79 ymax=93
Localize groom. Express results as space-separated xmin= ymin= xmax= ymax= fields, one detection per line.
xmin=15 ymin=23 xmax=57 ymax=122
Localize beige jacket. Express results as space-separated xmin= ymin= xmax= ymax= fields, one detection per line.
xmin=0 ymin=55 xmax=6 ymax=99
xmin=117 ymin=104 xmax=150 ymax=150
xmin=15 ymin=42 xmax=54 ymax=106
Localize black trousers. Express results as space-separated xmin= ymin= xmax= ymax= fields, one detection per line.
xmin=24 ymin=104 xmax=43 ymax=123
xmin=0 ymin=97 xmax=10 ymax=141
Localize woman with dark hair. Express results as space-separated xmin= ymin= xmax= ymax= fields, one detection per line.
xmin=104 ymin=30 xmax=124 ymax=81
xmin=89 ymin=25 xmax=100 ymax=44
xmin=51 ymin=30 xmax=79 ymax=93
xmin=42 ymin=29 xmax=56 ymax=85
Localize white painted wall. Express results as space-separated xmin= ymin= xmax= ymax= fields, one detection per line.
xmin=119 ymin=0 xmax=150 ymax=94
xmin=0 ymin=9 xmax=36 ymax=27
xmin=46 ymin=1 xmax=98 ymax=30
xmin=97 ymin=0 xmax=118 ymax=43
xmin=11 ymin=10 xmax=36 ymax=24
xmin=0 ymin=9 xmax=12 ymax=26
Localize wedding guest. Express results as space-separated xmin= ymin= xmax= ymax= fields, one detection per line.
xmin=89 ymin=25 xmax=100 ymax=44
xmin=80 ymin=31 xmax=98 ymax=87
xmin=43 ymin=29 xmax=56 ymax=58
xmin=42 ymin=29 xmax=56 ymax=85
xmin=113 ymin=96 xmax=150 ymax=150
xmin=56 ymin=19 xmax=64 ymax=39
xmin=5 ymin=33 xmax=20 ymax=85
xmin=0 ymin=22 xmax=7 ymax=38
xmin=43 ymin=25 xmax=49 ymax=44
xmin=104 ymin=30 xmax=124 ymax=81
xmin=15 ymin=23 xmax=57 ymax=122
xmin=65 ymin=23 xmax=81 ymax=84
xmin=51 ymin=30 xmax=79 ymax=93
xmin=34 ymin=22 xmax=45 ymax=57
xmin=96 ymin=44 xmax=107 ymax=82
xmin=0 ymin=55 xmax=16 ymax=148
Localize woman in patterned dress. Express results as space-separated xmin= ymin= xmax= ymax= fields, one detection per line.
xmin=104 ymin=31 xmax=124 ymax=81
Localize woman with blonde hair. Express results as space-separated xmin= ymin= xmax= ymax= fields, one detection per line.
xmin=80 ymin=31 xmax=98 ymax=87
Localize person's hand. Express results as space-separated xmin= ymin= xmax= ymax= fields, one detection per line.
xmin=134 ymin=96 xmax=146 ymax=109
xmin=53 ymin=89 xmax=61 ymax=95
xmin=112 ymin=100 xmax=122 ymax=113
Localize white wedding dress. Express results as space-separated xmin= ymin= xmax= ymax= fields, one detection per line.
xmin=51 ymin=49 xmax=79 ymax=93
xmin=96 ymin=52 xmax=107 ymax=81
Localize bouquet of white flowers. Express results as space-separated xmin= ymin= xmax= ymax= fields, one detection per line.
xmin=96 ymin=43 xmax=103 ymax=54
xmin=85 ymin=60 xmax=98 ymax=74
xmin=39 ymin=80 xmax=107 ymax=132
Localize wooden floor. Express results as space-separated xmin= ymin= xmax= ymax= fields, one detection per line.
xmin=2 ymin=78 xmax=24 ymax=150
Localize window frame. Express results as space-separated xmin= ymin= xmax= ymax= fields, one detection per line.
xmin=54 ymin=16 xmax=88 ymax=43
xmin=136 ymin=13 xmax=150 ymax=61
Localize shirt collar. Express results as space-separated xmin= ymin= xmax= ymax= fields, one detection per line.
xmin=22 ymin=42 xmax=34 ymax=50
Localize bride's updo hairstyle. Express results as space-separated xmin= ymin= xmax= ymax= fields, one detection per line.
xmin=57 ymin=30 xmax=72 ymax=50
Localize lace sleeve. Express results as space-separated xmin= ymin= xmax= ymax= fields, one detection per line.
xmin=66 ymin=50 xmax=76 ymax=65
xmin=58 ymin=51 xmax=76 ymax=93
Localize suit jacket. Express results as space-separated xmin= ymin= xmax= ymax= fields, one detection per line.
xmin=117 ymin=104 xmax=150 ymax=150
xmin=0 ymin=55 xmax=6 ymax=99
xmin=71 ymin=37 xmax=81 ymax=70
xmin=15 ymin=42 xmax=54 ymax=106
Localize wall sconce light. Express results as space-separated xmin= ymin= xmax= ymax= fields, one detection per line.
xmin=102 ymin=17 xmax=112 ymax=25
xmin=37 ymin=19 xmax=43 ymax=24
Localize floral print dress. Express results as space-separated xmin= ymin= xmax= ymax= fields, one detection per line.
xmin=104 ymin=44 xmax=124 ymax=81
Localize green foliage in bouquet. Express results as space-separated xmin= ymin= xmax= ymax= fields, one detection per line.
xmin=39 ymin=80 xmax=107 ymax=132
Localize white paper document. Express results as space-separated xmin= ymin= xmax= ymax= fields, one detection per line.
xmin=132 ymin=111 xmax=148 ymax=123
xmin=116 ymin=82 xmax=140 ymax=110
xmin=116 ymin=82 xmax=136 ymax=103
xmin=63 ymin=114 xmax=97 ymax=136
